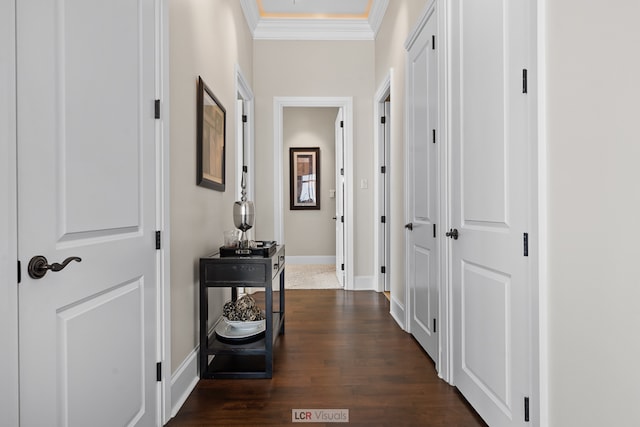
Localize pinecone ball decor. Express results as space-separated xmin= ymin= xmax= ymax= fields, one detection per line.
xmin=223 ymin=294 xmax=265 ymax=322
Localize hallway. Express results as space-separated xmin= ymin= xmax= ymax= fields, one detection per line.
xmin=168 ymin=290 xmax=485 ymax=426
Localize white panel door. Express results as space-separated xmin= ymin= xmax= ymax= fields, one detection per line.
xmin=406 ymin=8 xmax=439 ymax=363
xmin=17 ymin=0 xmax=158 ymax=426
xmin=335 ymin=109 xmax=345 ymax=287
xmin=450 ymin=0 xmax=530 ymax=425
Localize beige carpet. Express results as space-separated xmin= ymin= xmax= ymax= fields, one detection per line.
xmin=285 ymin=264 xmax=342 ymax=289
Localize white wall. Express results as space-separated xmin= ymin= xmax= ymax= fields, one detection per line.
xmin=253 ymin=40 xmax=375 ymax=277
xmin=0 ymin=0 xmax=19 ymax=424
xmin=283 ymin=107 xmax=337 ymax=257
xmin=374 ymin=0 xmax=429 ymax=306
xmin=169 ymin=0 xmax=254 ymax=372
xmin=546 ymin=1 xmax=640 ymax=425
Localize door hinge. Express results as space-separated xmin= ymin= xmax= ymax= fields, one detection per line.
xmin=432 ymin=35 xmax=436 ymax=49
xmin=432 ymin=129 xmax=436 ymax=144
xmin=381 ymin=116 xmax=386 ymax=124
xmin=524 ymin=397 xmax=530 ymax=422
xmin=341 ymin=216 xmax=344 ymax=223
xmin=155 ymin=231 xmax=161 ymax=250
xmin=523 ymin=232 xmax=529 ymax=257
xmin=243 ymin=165 xmax=248 ymax=173
xmin=156 ymin=362 xmax=162 ymax=382
xmin=381 ymin=165 xmax=386 ymax=174
xmin=17 ymin=260 xmax=21 ymax=284
xmin=381 ymin=266 xmax=386 ymax=274
xmin=433 ymin=318 xmax=437 ymax=333
xmin=154 ymin=99 xmax=160 ymax=119
xmin=381 ymin=216 xmax=386 ymax=223
xmin=242 ymin=114 xmax=247 ymax=123
xmin=341 ymin=264 xmax=345 ymax=271
xmin=340 ymin=120 xmax=344 ymax=128
xmin=522 ymin=69 xmax=528 ymax=94
xmin=433 ymin=224 xmax=436 ymax=238
xmin=340 ymin=168 xmax=344 ymax=176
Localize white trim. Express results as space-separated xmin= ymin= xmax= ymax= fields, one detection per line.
xmin=239 ymin=0 xmax=259 ymax=33
xmin=389 ymin=295 xmax=406 ymax=331
xmin=374 ymin=70 xmax=392 ymax=294
xmin=235 ymin=64 xmax=256 ymax=239
xmin=170 ymin=347 xmax=199 ymax=418
xmin=273 ymin=97 xmax=355 ymax=291
xmin=534 ymin=0 xmax=546 ymax=424
xmin=157 ymin=0 xmax=172 ymax=423
xmin=286 ymin=256 xmax=336 ymax=265
xmin=253 ymin=19 xmax=376 ymax=41
xmin=0 ymin=0 xmax=19 ymax=423
xmin=240 ymin=0 xmax=389 ymax=41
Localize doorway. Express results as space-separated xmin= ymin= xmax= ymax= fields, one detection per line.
xmin=273 ymin=97 xmax=354 ymax=290
xmin=282 ymin=107 xmax=339 ymax=271
xmin=375 ymin=70 xmax=393 ymax=295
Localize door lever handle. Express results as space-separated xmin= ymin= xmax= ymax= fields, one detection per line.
xmin=405 ymin=223 xmax=413 ymax=231
xmin=445 ymin=228 xmax=459 ymax=240
xmin=28 ymin=255 xmax=82 ymax=279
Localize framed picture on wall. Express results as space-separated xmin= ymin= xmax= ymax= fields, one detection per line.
xmin=196 ymin=76 xmax=226 ymax=191
xmin=290 ymin=147 xmax=320 ymax=210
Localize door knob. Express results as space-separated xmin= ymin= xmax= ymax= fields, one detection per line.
xmin=405 ymin=223 xmax=413 ymax=231
xmin=28 ymin=255 xmax=82 ymax=279
xmin=445 ymin=228 xmax=459 ymax=240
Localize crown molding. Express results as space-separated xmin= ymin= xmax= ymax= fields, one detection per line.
xmin=240 ymin=0 xmax=389 ymax=41
xmin=240 ymin=0 xmax=259 ymax=33
xmin=253 ymin=19 xmax=375 ymax=41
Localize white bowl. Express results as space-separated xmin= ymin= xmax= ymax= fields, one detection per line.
xmin=223 ymin=317 xmax=265 ymax=331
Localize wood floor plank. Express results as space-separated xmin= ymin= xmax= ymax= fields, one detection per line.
xmin=167 ymin=290 xmax=486 ymax=426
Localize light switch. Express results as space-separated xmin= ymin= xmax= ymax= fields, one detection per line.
xmin=329 ymin=189 xmax=336 ymax=198
xmin=360 ymin=179 xmax=368 ymax=189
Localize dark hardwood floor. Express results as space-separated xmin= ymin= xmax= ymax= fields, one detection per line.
xmin=167 ymin=290 xmax=486 ymax=426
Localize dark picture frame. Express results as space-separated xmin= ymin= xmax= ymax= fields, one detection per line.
xmin=289 ymin=147 xmax=320 ymax=210
xmin=197 ymin=76 xmax=226 ymax=191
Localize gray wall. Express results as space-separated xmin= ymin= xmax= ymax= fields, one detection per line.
xmin=283 ymin=107 xmax=338 ymax=257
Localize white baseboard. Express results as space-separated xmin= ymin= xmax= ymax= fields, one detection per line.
xmin=170 ymin=347 xmax=199 ymax=418
xmin=390 ymin=295 xmax=406 ymax=331
xmin=286 ymin=255 xmax=336 ymax=265
xmin=353 ymin=275 xmax=375 ymax=291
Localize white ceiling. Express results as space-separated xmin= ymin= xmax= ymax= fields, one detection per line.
xmin=240 ymin=0 xmax=389 ymax=40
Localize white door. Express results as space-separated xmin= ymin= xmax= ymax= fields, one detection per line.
xmin=406 ymin=10 xmax=439 ymax=364
xmin=335 ymin=109 xmax=345 ymax=287
xmin=17 ymin=0 xmax=159 ymax=425
xmin=450 ymin=0 xmax=530 ymax=425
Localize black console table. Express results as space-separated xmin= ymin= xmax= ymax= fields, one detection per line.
xmin=199 ymin=245 xmax=285 ymax=379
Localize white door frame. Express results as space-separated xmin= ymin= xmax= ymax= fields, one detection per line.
xmin=374 ymin=70 xmax=393 ymax=293
xmin=235 ymin=64 xmax=255 ymax=203
xmin=273 ymin=97 xmax=354 ymax=290
xmin=0 ymin=0 xmax=19 ymax=423
xmin=404 ymin=0 xmax=451 ymax=382
xmin=158 ymin=0 xmax=171 ymax=423
xmin=235 ymin=64 xmax=255 ymax=243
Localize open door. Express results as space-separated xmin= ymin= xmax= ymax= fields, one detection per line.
xmin=17 ymin=1 xmax=159 ymax=425
xmin=335 ymin=109 xmax=345 ymax=287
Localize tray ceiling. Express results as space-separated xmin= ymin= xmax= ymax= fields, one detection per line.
xmin=240 ymin=0 xmax=389 ymax=40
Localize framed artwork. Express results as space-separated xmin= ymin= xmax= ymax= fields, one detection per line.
xmin=197 ymin=76 xmax=226 ymax=191
xmin=290 ymin=147 xmax=320 ymax=210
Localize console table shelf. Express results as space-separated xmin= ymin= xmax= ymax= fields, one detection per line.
xmin=199 ymin=245 xmax=285 ymax=379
